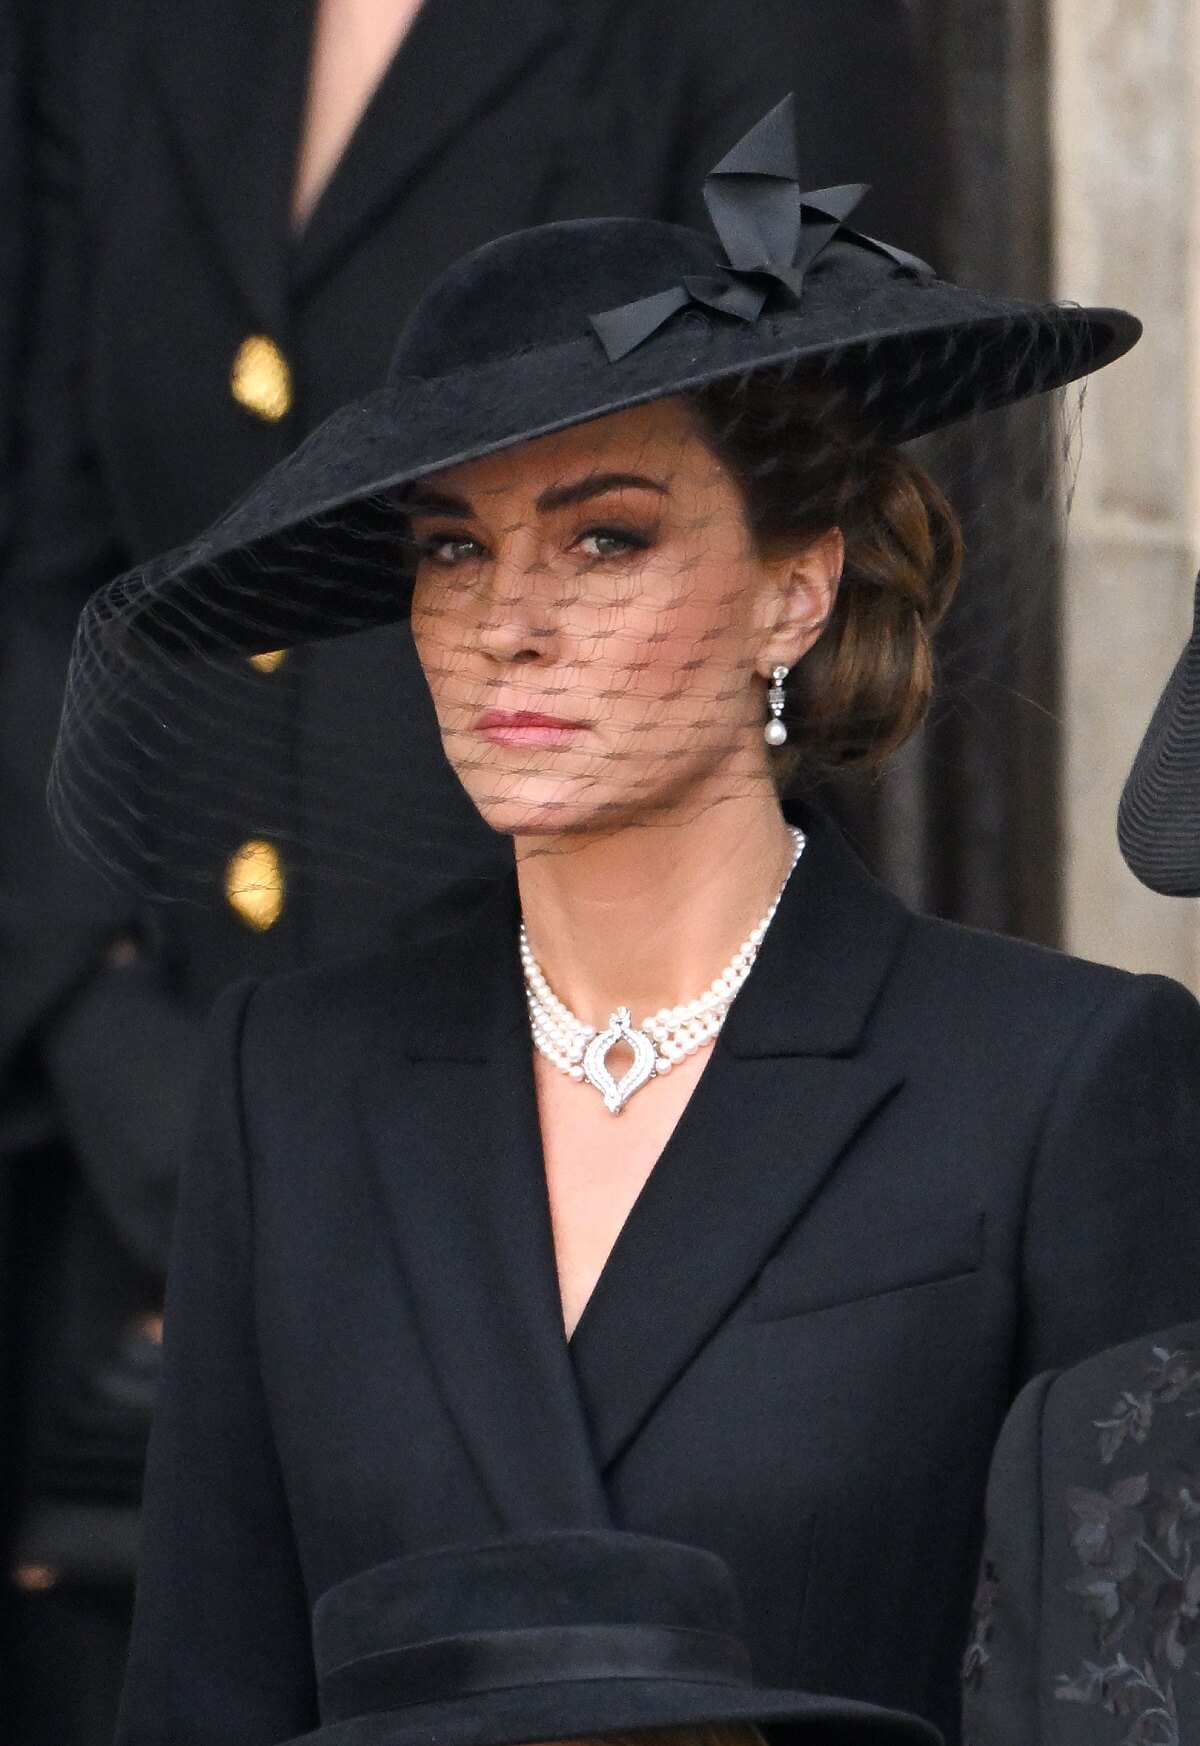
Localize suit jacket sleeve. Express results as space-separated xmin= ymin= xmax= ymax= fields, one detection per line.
xmin=962 ymin=1370 xmax=1054 ymax=1746
xmin=41 ymin=958 xmax=203 ymax=1277
xmin=967 ymin=1327 xmax=1200 ymax=1746
xmin=115 ymin=981 xmax=318 ymax=1746
xmin=0 ymin=0 xmax=133 ymax=1078
xmin=1018 ymin=975 xmax=1200 ymax=1381
xmin=0 ymin=3 xmax=202 ymax=1271
xmin=666 ymin=0 xmax=937 ymax=259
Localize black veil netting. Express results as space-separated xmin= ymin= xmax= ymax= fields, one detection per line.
xmin=48 ymin=342 xmax=1098 ymax=913
xmin=47 ymin=99 xmax=1137 ymax=913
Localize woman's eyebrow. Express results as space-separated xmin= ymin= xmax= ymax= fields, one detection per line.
xmin=536 ymin=472 xmax=669 ymax=512
xmin=407 ymin=471 xmax=668 ymax=520
xmin=406 ymin=489 xmax=472 ymax=518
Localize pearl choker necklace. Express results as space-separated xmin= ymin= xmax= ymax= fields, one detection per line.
xmin=520 ymin=827 xmax=806 ymax=1114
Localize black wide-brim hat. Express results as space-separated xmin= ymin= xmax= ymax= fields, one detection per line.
xmin=284 ymin=1530 xmax=940 ymax=1746
xmin=97 ymin=95 xmax=1139 ymax=661
xmin=1118 ymin=570 xmax=1200 ymax=895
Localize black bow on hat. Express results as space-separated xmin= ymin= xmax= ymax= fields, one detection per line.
xmin=590 ymin=95 xmax=933 ymax=363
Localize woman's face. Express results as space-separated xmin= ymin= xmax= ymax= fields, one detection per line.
xmin=408 ymin=397 xmax=838 ymax=842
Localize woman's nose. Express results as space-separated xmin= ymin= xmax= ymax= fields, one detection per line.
xmin=476 ymin=545 xmax=560 ymax=663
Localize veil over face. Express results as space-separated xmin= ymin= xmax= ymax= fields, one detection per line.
xmin=408 ymin=399 xmax=841 ymax=846
xmin=47 ymin=96 xmax=1139 ymax=904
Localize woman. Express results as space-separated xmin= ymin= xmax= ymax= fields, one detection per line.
xmin=961 ymin=586 xmax=1200 ymax=1746
xmin=55 ymin=103 xmax=1200 ymax=1746
xmin=2 ymin=3 xmax=929 ymax=1732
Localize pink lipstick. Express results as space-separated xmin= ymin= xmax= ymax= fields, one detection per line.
xmin=473 ymin=708 xmax=587 ymax=747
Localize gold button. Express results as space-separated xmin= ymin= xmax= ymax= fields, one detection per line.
xmin=247 ymin=648 xmax=288 ymax=674
xmin=224 ymin=839 xmax=286 ymax=931
xmin=231 ymin=335 xmax=293 ymax=422
xmin=13 ymin=1565 xmax=59 ymax=1592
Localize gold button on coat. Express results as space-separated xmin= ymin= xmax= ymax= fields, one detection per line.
xmin=248 ymin=648 xmax=288 ymax=674
xmin=230 ymin=335 xmax=293 ymax=422
xmin=224 ymin=838 xmax=286 ymax=931
xmin=13 ymin=1565 xmax=59 ymax=1592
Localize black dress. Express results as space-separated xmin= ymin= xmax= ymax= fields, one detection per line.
xmin=116 ymin=811 xmax=1200 ymax=1746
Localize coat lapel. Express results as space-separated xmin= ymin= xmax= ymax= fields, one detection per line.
xmin=362 ymin=812 xmax=913 ymax=1508
xmin=149 ymin=0 xmax=311 ymax=327
xmin=361 ymin=881 xmax=610 ymax=1531
xmin=568 ymin=811 xmax=913 ymax=1471
xmin=291 ymin=0 xmax=567 ymax=298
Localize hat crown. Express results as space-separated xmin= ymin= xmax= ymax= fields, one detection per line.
xmin=389 ymin=218 xmax=724 ymax=382
xmin=312 ymin=1529 xmax=746 ymax=1684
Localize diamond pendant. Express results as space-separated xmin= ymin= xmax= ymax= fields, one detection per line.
xmin=582 ymin=1007 xmax=658 ymax=1114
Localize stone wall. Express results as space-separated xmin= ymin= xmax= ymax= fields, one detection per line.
xmin=1054 ymin=0 xmax=1200 ymax=976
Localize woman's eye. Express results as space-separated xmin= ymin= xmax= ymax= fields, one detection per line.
xmin=576 ymin=527 xmax=650 ymax=560
xmin=416 ymin=533 xmax=485 ymax=566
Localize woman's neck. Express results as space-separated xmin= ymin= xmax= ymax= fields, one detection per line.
xmin=514 ymin=796 xmax=798 ymax=1028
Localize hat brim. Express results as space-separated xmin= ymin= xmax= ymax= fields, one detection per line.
xmin=107 ymin=274 xmax=1140 ymax=659
xmin=280 ymin=1676 xmax=941 ymax=1746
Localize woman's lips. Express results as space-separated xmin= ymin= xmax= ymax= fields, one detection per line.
xmin=473 ymin=708 xmax=588 ymax=747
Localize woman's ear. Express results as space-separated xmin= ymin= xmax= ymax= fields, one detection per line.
xmin=757 ymin=528 xmax=843 ymax=675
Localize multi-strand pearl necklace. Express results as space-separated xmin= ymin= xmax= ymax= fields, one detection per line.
xmin=520 ymin=826 xmax=806 ymax=1114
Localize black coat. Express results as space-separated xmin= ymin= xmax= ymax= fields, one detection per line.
xmin=963 ymin=1322 xmax=1200 ymax=1746
xmin=0 ymin=0 xmax=30 ymax=555
xmin=0 ymin=0 xmax=934 ymax=1541
xmin=116 ymin=811 xmax=1200 ymax=1746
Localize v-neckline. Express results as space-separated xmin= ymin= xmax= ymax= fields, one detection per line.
xmin=569 ymin=1068 xmax=725 ymax=1351
xmin=367 ymin=811 xmax=913 ymax=1492
xmin=542 ymin=1048 xmax=728 ymax=1350
xmin=290 ymin=0 xmax=419 ymax=244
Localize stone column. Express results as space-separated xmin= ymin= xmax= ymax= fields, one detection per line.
xmin=1055 ymin=0 xmax=1200 ymax=977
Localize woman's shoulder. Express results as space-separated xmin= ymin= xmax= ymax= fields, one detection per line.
xmin=797 ymin=807 xmax=1196 ymax=1037
xmin=899 ymin=902 xmax=1196 ymax=1031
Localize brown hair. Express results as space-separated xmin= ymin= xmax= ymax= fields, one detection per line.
xmin=691 ymin=376 xmax=963 ymax=770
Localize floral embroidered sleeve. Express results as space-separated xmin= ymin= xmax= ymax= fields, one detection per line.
xmin=964 ymin=1333 xmax=1200 ymax=1746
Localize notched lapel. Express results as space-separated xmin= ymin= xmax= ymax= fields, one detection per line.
xmin=361 ymin=884 xmax=610 ymax=1532
xmin=569 ymin=810 xmax=914 ymax=1470
xmin=292 ymin=0 xmax=567 ymax=296
xmin=150 ymin=0 xmax=310 ymax=325
xmin=569 ymin=1052 xmax=905 ymax=1471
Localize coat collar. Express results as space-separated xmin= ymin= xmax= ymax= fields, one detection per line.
xmin=362 ymin=877 xmax=611 ymax=1530
xmin=399 ymin=806 xmax=912 ymax=1063
xmin=149 ymin=0 xmax=311 ymax=328
xmin=291 ymin=0 xmax=567 ymax=300
xmin=150 ymin=0 xmax=566 ymax=326
xmin=365 ymin=808 xmax=912 ymax=1512
xmin=568 ymin=809 xmax=912 ymax=1466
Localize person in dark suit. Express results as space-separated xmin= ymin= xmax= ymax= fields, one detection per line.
xmin=962 ymin=577 xmax=1200 ymax=1746
xmin=0 ymin=0 xmax=31 ymax=559
xmin=66 ymin=112 xmax=1197 ymax=1746
xmin=0 ymin=0 xmax=35 ymax=1715
xmin=962 ymin=1327 xmax=1200 ymax=1746
xmin=0 ymin=4 xmax=933 ymax=1736
xmin=119 ymin=801 xmax=1200 ymax=1746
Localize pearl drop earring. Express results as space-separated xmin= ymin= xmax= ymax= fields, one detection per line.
xmin=764 ymin=665 xmax=789 ymax=746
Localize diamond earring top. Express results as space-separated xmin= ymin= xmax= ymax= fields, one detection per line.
xmin=764 ymin=665 xmax=789 ymax=747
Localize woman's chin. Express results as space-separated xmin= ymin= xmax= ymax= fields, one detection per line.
xmin=457 ymin=772 xmax=636 ymax=842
